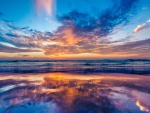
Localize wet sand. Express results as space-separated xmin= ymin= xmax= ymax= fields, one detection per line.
xmin=0 ymin=73 xmax=150 ymax=113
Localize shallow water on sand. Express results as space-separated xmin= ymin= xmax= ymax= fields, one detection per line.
xmin=0 ymin=73 xmax=150 ymax=113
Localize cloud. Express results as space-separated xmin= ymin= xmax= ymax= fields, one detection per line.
xmin=43 ymin=37 xmax=150 ymax=57
xmin=19 ymin=54 xmax=30 ymax=57
xmin=142 ymin=7 xmax=148 ymax=10
xmin=134 ymin=23 xmax=150 ymax=33
xmin=0 ymin=43 xmax=41 ymax=53
xmin=35 ymin=0 xmax=55 ymax=15
xmin=51 ymin=26 xmax=84 ymax=46
xmin=57 ymin=0 xmax=138 ymax=37
xmin=147 ymin=20 xmax=150 ymax=23
xmin=1 ymin=0 xmax=150 ymax=58
xmin=5 ymin=33 xmax=20 ymax=37
xmin=1 ymin=0 xmax=139 ymax=56
xmin=41 ymin=0 xmax=139 ymax=56
xmin=112 ymin=38 xmax=150 ymax=53
xmin=45 ymin=17 xmax=53 ymax=23
xmin=0 ymin=19 xmax=54 ymax=48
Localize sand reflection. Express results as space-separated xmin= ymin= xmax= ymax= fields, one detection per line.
xmin=136 ymin=101 xmax=149 ymax=112
xmin=0 ymin=73 xmax=150 ymax=113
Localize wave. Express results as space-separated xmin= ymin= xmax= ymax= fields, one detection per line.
xmin=0 ymin=60 xmax=150 ymax=74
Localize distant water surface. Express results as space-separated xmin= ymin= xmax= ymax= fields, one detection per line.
xmin=0 ymin=60 xmax=150 ymax=74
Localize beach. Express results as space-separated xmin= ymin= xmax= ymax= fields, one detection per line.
xmin=0 ymin=72 xmax=150 ymax=113
xmin=1 ymin=0 xmax=150 ymax=112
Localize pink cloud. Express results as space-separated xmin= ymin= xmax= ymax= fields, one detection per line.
xmin=35 ymin=0 xmax=55 ymax=15
xmin=134 ymin=23 xmax=149 ymax=33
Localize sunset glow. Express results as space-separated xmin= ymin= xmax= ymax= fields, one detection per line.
xmin=0 ymin=1 xmax=150 ymax=112
xmin=0 ymin=0 xmax=150 ymax=60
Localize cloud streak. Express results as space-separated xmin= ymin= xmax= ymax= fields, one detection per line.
xmin=35 ymin=0 xmax=55 ymax=15
xmin=147 ymin=20 xmax=150 ymax=23
xmin=0 ymin=43 xmax=41 ymax=53
xmin=134 ymin=23 xmax=150 ymax=33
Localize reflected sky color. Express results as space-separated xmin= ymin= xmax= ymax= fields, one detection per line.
xmin=0 ymin=73 xmax=150 ymax=113
xmin=136 ymin=101 xmax=149 ymax=112
xmin=0 ymin=0 xmax=150 ymax=59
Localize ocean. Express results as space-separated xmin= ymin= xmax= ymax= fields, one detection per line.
xmin=0 ymin=59 xmax=150 ymax=74
xmin=0 ymin=60 xmax=150 ymax=113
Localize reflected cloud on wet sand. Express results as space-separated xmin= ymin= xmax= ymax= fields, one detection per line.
xmin=0 ymin=73 xmax=150 ymax=113
xmin=136 ymin=101 xmax=149 ymax=112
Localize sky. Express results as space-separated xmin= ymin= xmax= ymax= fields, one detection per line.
xmin=0 ymin=0 xmax=150 ymax=60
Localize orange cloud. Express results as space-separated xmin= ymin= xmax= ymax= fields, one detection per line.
xmin=36 ymin=0 xmax=55 ymax=15
xmin=61 ymin=28 xmax=81 ymax=45
xmin=134 ymin=23 xmax=149 ymax=33
xmin=51 ymin=27 xmax=82 ymax=46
